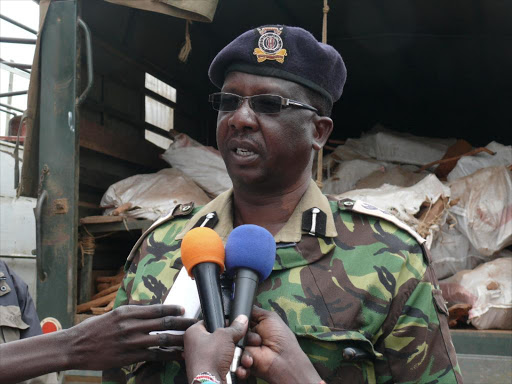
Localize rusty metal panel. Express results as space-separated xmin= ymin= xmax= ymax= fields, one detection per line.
xmin=36 ymin=0 xmax=79 ymax=329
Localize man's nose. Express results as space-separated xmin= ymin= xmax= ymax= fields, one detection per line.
xmin=227 ymin=98 xmax=259 ymax=131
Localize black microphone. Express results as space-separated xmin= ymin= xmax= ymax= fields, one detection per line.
xmin=181 ymin=227 xmax=226 ymax=332
xmin=225 ymin=224 xmax=276 ymax=373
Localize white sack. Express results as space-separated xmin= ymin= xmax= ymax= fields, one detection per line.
xmin=440 ymin=255 xmax=512 ymax=330
xmin=447 ymin=141 xmax=512 ymax=182
xmin=430 ymin=223 xmax=487 ymax=279
xmin=100 ymin=168 xmax=211 ymax=221
xmin=355 ymin=165 xmax=429 ymax=190
xmin=323 ymin=143 xmax=373 ymax=167
xmin=161 ymin=133 xmax=232 ymax=197
xmin=336 ymin=174 xmax=450 ymax=245
xmin=322 ymin=160 xmax=385 ymax=195
xmin=342 ymin=126 xmax=456 ymax=166
xmin=448 ymin=166 xmax=512 ymax=256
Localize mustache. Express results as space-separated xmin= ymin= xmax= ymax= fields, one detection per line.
xmin=227 ymin=134 xmax=263 ymax=152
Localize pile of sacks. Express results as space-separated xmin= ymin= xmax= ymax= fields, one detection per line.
xmin=322 ymin=126 xmax=512 ymax=329
xmin=100 ymin=133 xmax=232 ymax=221
xmin=100 ymin=127 xmax=511 ymax=329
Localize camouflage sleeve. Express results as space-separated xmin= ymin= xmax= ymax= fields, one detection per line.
xmin=375 ymin=245 xmax=463 ymax=384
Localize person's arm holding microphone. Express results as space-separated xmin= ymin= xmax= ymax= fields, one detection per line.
xmin=184 ymin=306 xmax=324 ymax=384
xmin=184 ymin=315 xmax=249 ymax=384
xmin=237 ymin=306 xmax=325 ymax=384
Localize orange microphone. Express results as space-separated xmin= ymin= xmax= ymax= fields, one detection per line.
xmin=181 ymin=227 xmax=226 ymax=332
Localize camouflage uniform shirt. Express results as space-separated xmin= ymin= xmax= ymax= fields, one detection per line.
xmin=103 ymin=180 xmax=462 ymax=384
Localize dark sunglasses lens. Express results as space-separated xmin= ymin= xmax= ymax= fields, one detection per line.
xmin=211 ymin=93 xmax=240 ymax=111
xmin=251 ymin=95 xmax=282 ymax=113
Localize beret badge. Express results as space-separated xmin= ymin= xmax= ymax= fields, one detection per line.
xmin=253 ymin=27 xmax=287 ymax=64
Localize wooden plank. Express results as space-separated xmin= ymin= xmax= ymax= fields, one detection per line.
xmin=78 ymin=201 xmax=102 ymax=209
xmin=80 ymin=215 xmax=124 ymax=224
xmin=91 ymin=282 xmax=121 ymax=300
xmin=76 ymin=291 xmax=117 ymax=313
xmin=64 ymin=374 xmax=102 ymax=383
xmin=81 ymin=218 xmax=153 ymax=234
xmin=79 ymin=118 xmax=167 ymax=169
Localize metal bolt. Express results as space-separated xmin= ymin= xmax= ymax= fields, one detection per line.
xmin=0 ymin=286 xmax=7 ymax=292
xmin=343 ymin=201 xmax=354 ymax=207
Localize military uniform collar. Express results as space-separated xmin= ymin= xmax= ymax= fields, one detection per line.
xmin=176 ymin=179 xmax=337 ymax=243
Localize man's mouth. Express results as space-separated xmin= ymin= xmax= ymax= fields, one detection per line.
xmin=234 ymin=148 xmax=255 ymax=157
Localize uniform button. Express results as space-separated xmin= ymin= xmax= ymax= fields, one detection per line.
xmin=342 ymin=347 xmax=357 ymax=360
xmin=343 ymin=201 xmax=354 ymax=207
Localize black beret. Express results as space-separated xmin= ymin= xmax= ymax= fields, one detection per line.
xmin=209 ymin=25 xmax=346 ymax=104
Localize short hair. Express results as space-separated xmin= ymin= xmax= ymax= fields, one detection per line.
xmin=304 ymin=88 xmax=333 ymax=117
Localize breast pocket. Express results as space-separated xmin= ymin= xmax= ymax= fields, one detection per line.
xmin=295 ymin=325 xmax=381 ymax=384
xmin=0 ymin=305 xmax=30 ymax=343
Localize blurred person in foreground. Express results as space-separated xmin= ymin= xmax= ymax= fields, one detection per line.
xmin=103 ymin=25 xmax=463 ymax=384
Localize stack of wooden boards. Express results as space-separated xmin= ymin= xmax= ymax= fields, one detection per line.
xmin=76 ymin=270 xmax=123 ymax=315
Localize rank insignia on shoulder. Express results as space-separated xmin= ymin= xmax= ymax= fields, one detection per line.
xmin=339 ymin=199 xmax=426 ymax=245
xmin=253 ymin=27 xmax=287 ymax=63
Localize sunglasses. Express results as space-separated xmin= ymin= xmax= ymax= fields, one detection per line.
xmin=208 ymin=92 xmax=318 ymax=114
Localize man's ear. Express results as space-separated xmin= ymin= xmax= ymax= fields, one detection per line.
xmin=312 ymin=116 xmax=333 ymax=151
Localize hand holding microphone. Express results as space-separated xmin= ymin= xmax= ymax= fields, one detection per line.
xmin=225 ymin=224 xmax=276 ymax=373
xmin=184 ymin=314 xmax=249 ymax=384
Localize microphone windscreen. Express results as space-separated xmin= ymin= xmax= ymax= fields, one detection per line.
xmin=181 ymin=227 xmax=225 ymax=277
xmin=225 ymin=224 xmax=276 ymax=281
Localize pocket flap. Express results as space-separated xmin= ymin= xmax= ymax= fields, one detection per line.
xmin=294 ymin=324 xmax=381 ymax=359
xmin=0 ymin=305 xmax=30 ymax=329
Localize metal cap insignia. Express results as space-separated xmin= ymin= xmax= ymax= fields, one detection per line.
xmin=253 ymin=27 xmax=287 ymax=63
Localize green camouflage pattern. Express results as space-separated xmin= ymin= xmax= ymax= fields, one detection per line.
xmin=103 ymin=199 xmax=462 ymax=384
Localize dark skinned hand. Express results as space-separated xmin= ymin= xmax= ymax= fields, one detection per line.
xmin=66 ymin=304 xmax=197 ymax=370
xmin=236 ymin=306 xmax=322 ymax=384
xmin=184 ymin=314 xmax=248 ymax=383
xmin=0 ymin=304 xmax=198 ymax=384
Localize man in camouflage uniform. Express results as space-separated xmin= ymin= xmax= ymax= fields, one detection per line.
xmin=103 ymin=25 xmax=462 ymax=384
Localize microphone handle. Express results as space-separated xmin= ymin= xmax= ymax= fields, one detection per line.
xmin=193 ymin=263 xmax=225 ymax=332
xmin=230 ymin=268 xmax=259 ymax=348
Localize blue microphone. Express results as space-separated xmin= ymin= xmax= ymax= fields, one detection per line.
xmin=225 ymin=224 xmax=276 ymax=374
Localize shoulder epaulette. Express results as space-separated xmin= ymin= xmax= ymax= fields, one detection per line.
xmin=338 ymin=198 xmax=426 ymax=245
xmin=126 ymin=202 xmax=196 ymax=263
